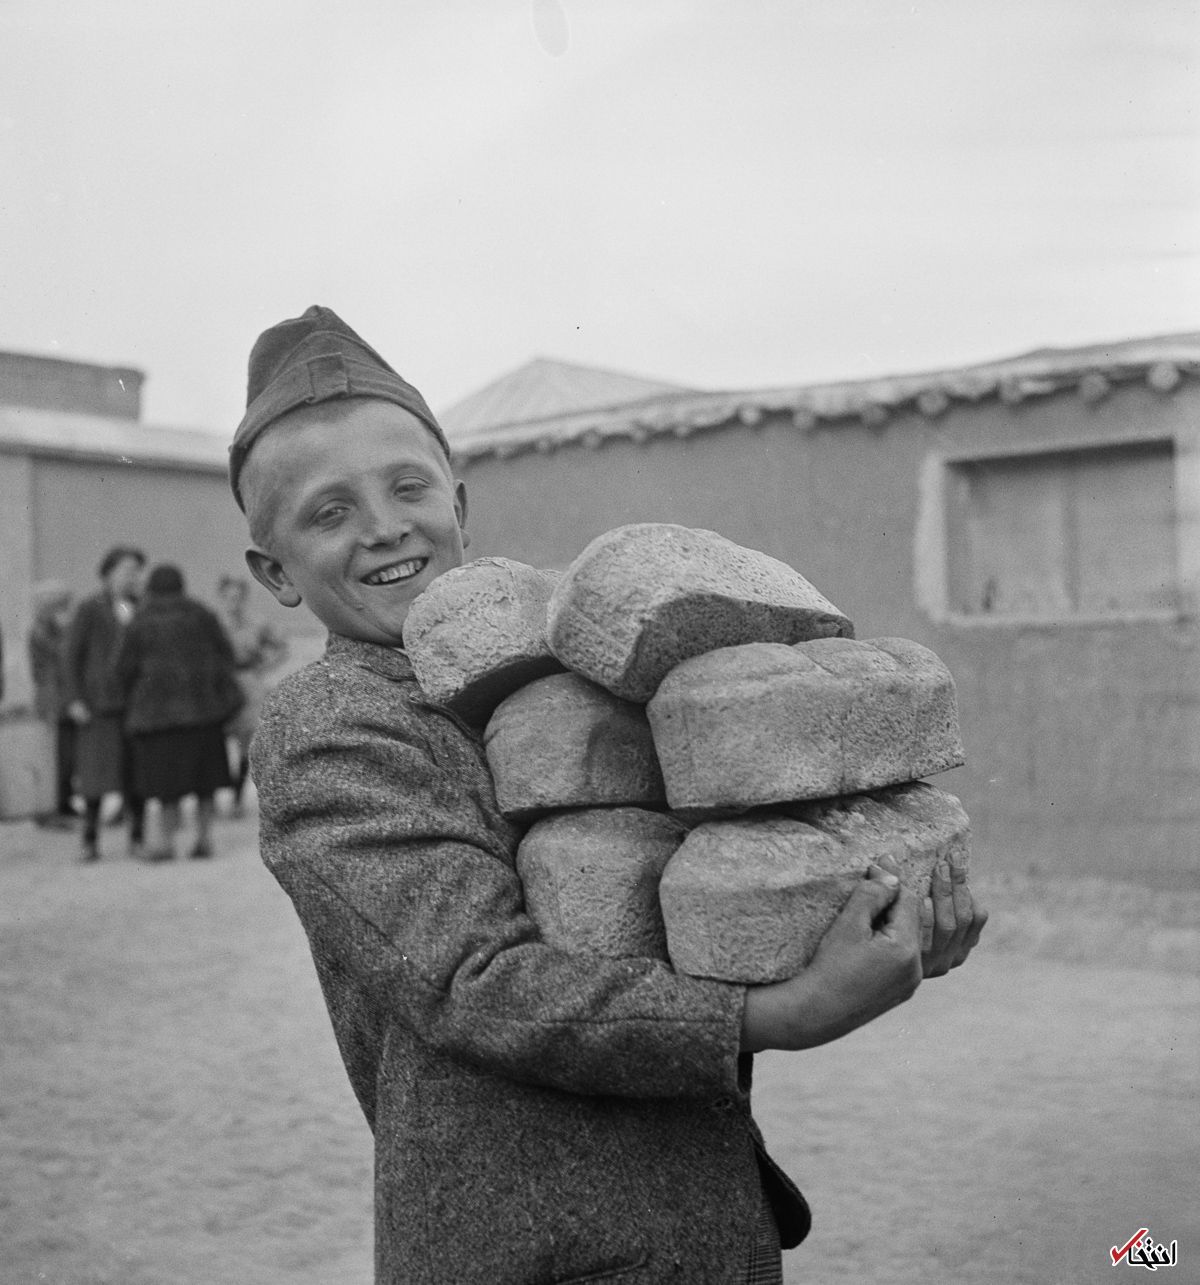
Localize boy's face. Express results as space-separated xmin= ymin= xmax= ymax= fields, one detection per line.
xmin=243 ymin=400 xmax=468 ymax=645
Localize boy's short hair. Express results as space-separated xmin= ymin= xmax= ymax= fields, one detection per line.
xmin=229 ymin=305 xmax=451 ymax=512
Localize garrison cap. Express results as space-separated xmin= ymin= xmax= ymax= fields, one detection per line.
xmin=229 ymin=305 xmax=450 ymax=509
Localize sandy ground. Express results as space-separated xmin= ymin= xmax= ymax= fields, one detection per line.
xmin=2 ymin=806 xmax=1197 ymax=1285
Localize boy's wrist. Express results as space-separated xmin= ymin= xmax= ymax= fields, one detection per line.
xmin=740 ymin=976 xmax=818 ymax=1053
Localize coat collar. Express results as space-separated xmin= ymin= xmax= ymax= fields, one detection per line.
xmin=325 ymin=632 xmax=416 ymax=683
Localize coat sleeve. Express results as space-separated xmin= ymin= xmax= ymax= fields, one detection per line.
xmin=202 ymin=605 xmax=237 ymax=668
xmin=61 ymin=599 xmax=93 ymax=709
xmin=254 ymin=665 xmax=747 ymax=1102
xmin=112 ymin=620 xmax=140 ymax=701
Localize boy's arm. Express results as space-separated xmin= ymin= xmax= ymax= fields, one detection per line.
xmin=741 ymin=851 xmax=987 ymax=1051
xmin=255 ymin=675 xmax=747 ymax=1102
xmin=740 ymin=869 xmax=922 ymax=1052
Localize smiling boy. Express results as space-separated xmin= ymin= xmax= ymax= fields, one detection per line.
xmin=231 ymin=307 xmax=984 ymax=1285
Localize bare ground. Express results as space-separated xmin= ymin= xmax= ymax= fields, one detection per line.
xmin=1 ymin=809 xmax=1196 ymax=1285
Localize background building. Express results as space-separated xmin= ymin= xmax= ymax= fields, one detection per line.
xmin=0 ymin=353 xmax=320 ymax=715
xmin=3 ymin=335 xmax=1197 ymax=881
xmin=443 ymin=334 xmax=1200 ymax=887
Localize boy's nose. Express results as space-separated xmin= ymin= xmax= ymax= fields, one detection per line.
xmin=360 ymin=498 xmax=412 ymax=546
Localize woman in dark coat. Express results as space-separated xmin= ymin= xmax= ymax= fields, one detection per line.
xmin=115 ymin=564 xmax=243 ymax=860
xmin=63 ymin=545 xmax=147 ymax=861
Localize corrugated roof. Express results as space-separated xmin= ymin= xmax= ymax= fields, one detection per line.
xmin=0 ymin=405 xmax=228 ymax=471
xmin=443 ymin=332 xmax=1200 ymax=463
xmin=438 ymin=356 xmax=696 ymax=439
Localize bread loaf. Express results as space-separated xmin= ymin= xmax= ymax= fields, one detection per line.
xmin=648 ymin=636 xmax=964 ymax=811
xmin=517 ymin=808 xmax=686 ymax=959
xmin=659 ymin=782 xmax=969 ymax=982
xmin=546 ymin=523 xmax=853 ymax=702
xmin=403 ymin=557 xmax=564 ymax=723
xmin=484 ymin=672 xmax=666 ymax=820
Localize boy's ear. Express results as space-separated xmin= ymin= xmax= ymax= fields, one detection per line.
xmin=245 ymin=547 xmax=302 ymax=608
xmin=455 ymin=480 xmax=470 ymax=550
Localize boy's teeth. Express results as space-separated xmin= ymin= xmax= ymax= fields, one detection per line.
xmin=367 ymin=559 xmax=423 ymax=585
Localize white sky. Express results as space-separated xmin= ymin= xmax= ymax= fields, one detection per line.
xmin=1 ymin=0 xmax=1198 ymax=433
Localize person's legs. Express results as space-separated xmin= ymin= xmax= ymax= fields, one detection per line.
xmin=191 ymin=795 xmax=215 ymax=858
xmin=233 ymin=749 xmax=251 ymax=811
xmin=81 ymin=798 xmax=102 ymax=860
xmin=56 ymin=720 xmax=77 ymax=818
xmin=226 ymin=731 xmax=251 ymax=816
xmin=147 ymin=799 xmax=179 ymax=861
xmin=120 ymin=733 xmax=146 ymax=854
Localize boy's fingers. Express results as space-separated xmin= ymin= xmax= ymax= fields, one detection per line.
xmin=842 ymin=865 xmax=900 ymax=928
xmin=952 ymin=902 xmax=990 ymax=966
xmin=930 ymin=861 xmax=958 ymax=941
xmin=920 ymin=896 xmax=934 ymax=954
xmin=950 ymin=861 xmax=973 ymax=926
xmin=877 ymin=882 xmax=922 ymax=945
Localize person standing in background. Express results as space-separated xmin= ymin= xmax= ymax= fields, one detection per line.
xmin=63 ymin=545 xmax=147 ymax=862
xmin=214 ymin=574 xmax=288 ymax=816
xmin=116 ymin=564 xmax=243 ymax=860
xmin=27 ymin=581 xmax=78 ymax=829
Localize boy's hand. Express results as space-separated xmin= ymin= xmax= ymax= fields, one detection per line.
xmin=889 ymin=852 xmax=988 ymax=977
xmin=740 ymin=865 xmax=923 ymax=1052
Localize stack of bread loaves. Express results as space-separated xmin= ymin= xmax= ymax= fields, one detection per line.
xmin=402 ymin=525 xmax=969 ymax=983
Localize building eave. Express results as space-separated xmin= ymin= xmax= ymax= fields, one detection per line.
xmin=450 ymin=331 xmax=1200 ymax=464
xmin=0 ymin=406 xmax=229 ymax=473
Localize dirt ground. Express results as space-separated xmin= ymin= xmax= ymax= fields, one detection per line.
xmin=2 ymin=805 xmax=1197 ymax=1285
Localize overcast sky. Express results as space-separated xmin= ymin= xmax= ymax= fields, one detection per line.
xmin=1 ymin=0 xmax=1197 ymax=434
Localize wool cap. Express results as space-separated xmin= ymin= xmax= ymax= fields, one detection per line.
xmin=229 ymin=305 xmax=451 ymax=510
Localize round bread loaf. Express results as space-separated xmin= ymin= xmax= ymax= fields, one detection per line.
xmin=484 ymin=672 xmax=666 ymax=820
xmin=403 ymin=557 xmax=564 ymax=723
xmin=517 ymin=807 xmax=687 ymax=959
xmin=648 ymin=636 xmax=964 ymax=811
xmin=546 ymin=523 xmax=853 ymax=702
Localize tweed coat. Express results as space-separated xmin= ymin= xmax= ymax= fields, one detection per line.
xmin=252 ymin=634 xmax=810 ymax=1285
xmin=114 ymin=595 xmax=243 ymax=735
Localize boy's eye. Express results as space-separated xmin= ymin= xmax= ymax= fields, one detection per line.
xmin=311 ymin=502 xmax=348 ymax=526
xmin=394 ymin=477 xmax=428 ymax=497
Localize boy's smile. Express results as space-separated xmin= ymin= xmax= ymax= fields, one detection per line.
xmin=244 ymin=400 xmax=468 ymax=645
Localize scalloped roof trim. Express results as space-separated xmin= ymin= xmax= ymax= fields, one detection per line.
xmin=450 ymin=332 xmax=1200 ymax=463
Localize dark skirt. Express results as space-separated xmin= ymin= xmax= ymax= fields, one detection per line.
xmin=130 ymin=723 xmax=231 ymax=803
xmin=75 ymin=713 xmax=129 ymax=799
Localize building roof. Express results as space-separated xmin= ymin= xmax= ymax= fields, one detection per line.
xmin=0 ymin=405 xmax=228 ymax=472
xmin=0 ymin=351 xmax=144 ymax=419
xmin=438 ymin=356 xmax=696 ymax=439
xmin=441 ymin=331 xmax=1200 ymax=463
xmin=3 ymin=330 xmax=1196 ymax=474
